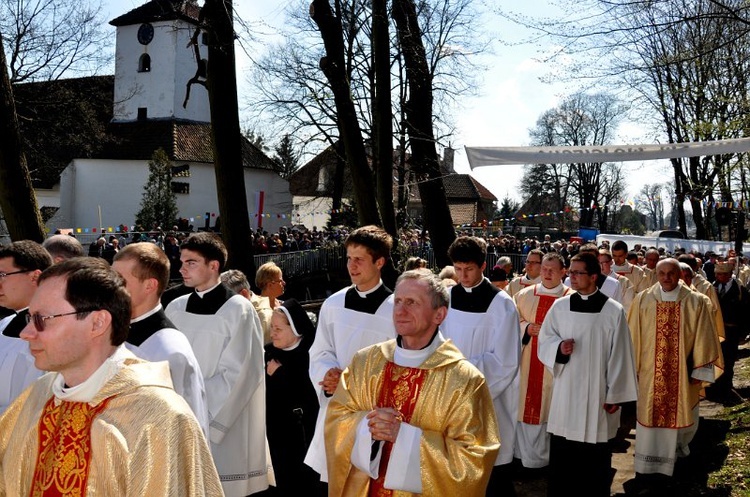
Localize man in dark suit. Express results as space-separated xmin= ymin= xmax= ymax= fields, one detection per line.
xmin=707 ymin=261 xmax=750 ymax=404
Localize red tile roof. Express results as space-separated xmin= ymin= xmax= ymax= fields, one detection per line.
xmin=110 ymin=0 xmax=200 ymax=26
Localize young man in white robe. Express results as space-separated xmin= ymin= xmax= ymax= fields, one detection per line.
xmin=306 ymin=225 xmax=396 ymax=487
xmin=441 ymin=236 xmax=521 ymax=496
xmin=112 ymin=242 xmax=209 ymax=436
xmin=165 ymin=232 xmax=270 ymax=497
xmin=0 ymin=241 xmax=51 ymax=415
xmin=538 ymin=252 xmax=638 ymax=497
xmin=512 ymin=252 xmax=573 ymax=469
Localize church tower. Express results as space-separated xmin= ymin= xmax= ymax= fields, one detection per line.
xmin=109 ymin=0 xmax=209 ymax=123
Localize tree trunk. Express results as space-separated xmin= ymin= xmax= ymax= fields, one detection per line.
xmin=392 ymin=0 xmax=455 ymax=267
xmin=310 ymin=0 xmax=381 ymax=227
xmin=0 ymin=33 xmax=45 ymax=242
xmin=371 ymin=0 xmax=397 ymax=239
xmin=670 ymin=158 xmax=688 ymax=237
xmin=202 ymin=1 xmax=254 ymax=276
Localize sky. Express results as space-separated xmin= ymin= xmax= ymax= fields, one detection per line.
xmin=101 ymin=0 xmax=674 ymax=208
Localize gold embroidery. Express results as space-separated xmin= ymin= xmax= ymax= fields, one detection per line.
xmin=652 ymin=302 xmax=681 ymax=427
xmin=30 ymin=397 xmax=113 ymax=497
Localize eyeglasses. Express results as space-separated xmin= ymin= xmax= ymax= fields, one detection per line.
xmin=568 ymin=270 xmax=590 ymax=277
xmin=25 ymin=311 xmax=92 ymax=332
xmin=0 ymin=269 xmax=32 ymax=280
xmin=525 ymin=261 xmax=541 ymax=265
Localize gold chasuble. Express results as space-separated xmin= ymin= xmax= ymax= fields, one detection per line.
xmin=31 ymin=397 xmax=114 ymax=496
xmin=326 ymin=339 xmax=499 ymax=497
xmin=628 ymin=284 xmax=722 ymax=428
xmin=0 ymin=357 xmax=223 ymax=496
xmin=369 ymin=363 xmax=425 ymax=497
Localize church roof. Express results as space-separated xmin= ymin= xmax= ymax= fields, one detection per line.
xmin=110 ymin=0 xmax=200 ymax=27
xmin=15 ymin=75 xmax=281 ymax=188
xmin=289 ymin=142 xmax=496 ymax=202
xmin=102 ymin=120 xmax=281 ymax=173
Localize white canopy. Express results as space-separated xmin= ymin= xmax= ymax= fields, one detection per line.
xmin=464 ymin=137 xmax=750 ymax=168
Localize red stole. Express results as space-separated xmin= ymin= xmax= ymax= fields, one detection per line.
xmin=652 ymin=301 xmax=681 ymax=427
xmin=369 ymin=361 xmax=426 ymax=497
xmin=522 ymin=292 xmax=558 ymax=424
xmin=30 ymin=396 xmax=115 ymax=497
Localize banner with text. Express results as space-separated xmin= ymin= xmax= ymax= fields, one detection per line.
xmin=465 ymin=137 xmax=750 ymax=168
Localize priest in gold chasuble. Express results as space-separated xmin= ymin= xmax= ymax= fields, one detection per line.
xmin=628 ymin=259 xmax=722 ymax=478
xmin=0 ymin=258 xmax=222 ymax=496
xmin=325 ymin=271 xmax=499 ymax=497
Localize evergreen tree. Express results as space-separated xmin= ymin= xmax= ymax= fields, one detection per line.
xmin=135 ymin=148 xmax=178 ymax=230
xmin=273 ymin=134 xmax=300 ymax=179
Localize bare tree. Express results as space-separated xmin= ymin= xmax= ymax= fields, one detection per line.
xmin=198 ymin=0 xmax=254 ymax=275
xmin=1 ymin=0 xmax=110 ymax=83
xmin=521 ymin=92 xmax=628 ymax=231
xmin=636 ymin=183 xmax=666 ymax=231
xmin=503 ymin=0 xmax=750 ymax=239
xmin=0 ymin=32 xmax=45 ymax=242
xmin=248 ymin=0 xmax=487 ymax=238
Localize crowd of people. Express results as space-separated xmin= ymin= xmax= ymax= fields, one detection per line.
xmin=0 ymin=225 xmax=747 ymax=496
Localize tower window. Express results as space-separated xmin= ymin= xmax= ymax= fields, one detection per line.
xmin=137 ymin=108 xmax=148 ymax=120
xmin=138 ymin=53 xmax=151 ymax=72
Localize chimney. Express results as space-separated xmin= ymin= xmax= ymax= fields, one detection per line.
xmin=441 ymin=146 xmax=455 ymax=174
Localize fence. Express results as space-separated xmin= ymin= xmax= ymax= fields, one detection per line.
xmin=253 ymin=245 xmax=529 ymax=279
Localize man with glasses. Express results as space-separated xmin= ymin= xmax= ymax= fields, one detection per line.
xmin=442 ymin=236 xmax=520 ymax=496
xmin=165 ymin=232 xmax=270 ymax=497
xmin=538 ymin=252 xmax=637 ymax=497
xmin=0 ymin=240 xmax=52 ymax=414
xmin=507 ymin=249 xmax=543 ymax=297
xmin=0 ymin=257 xmax=221 ymax=495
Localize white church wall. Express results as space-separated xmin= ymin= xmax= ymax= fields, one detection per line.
xmin=50 ymin=159 xmax=292 ymax=235
xmin=113 ymin=21 xmax=209 ymax=123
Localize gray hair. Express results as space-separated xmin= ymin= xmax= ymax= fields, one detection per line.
xmin=679 ymin=262 xmax=694 ymax=278
xmin=220 ymin=269 xmax=250 ymax=294
xmin=42 ymin=234 xmax=84 ymax=261
xmin=497 ymin=256 xmax=512 ymax=266
xmin=396 ymin=269 xmax=449 ymax=309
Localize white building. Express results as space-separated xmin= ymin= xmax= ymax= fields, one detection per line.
xmin=23 ymin=0 xmax=291 ymax=235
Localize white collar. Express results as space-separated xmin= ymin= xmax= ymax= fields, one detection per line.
xmin=131 ymin=304 xmax=162 ymax=323
xmin=196 ymin=281 xmax=222 ymax=297
xmin=659 ymin=285 xmax=681 ymax=302
xmin=51 ymin=346 xmax=133 ymax=403
xmin=462 ymin=277 xmax=487 ymax=293
xmin=537 ymin=283 xmax=565 ymax=295
xmin=394 ymin=331 xmax=446 ymax=368
xmin=354 ymin=280 xmax=384 ymax=298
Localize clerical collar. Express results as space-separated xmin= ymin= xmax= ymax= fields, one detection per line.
xmin=131 ymin=304 xmax=162 ymax=324
xmin=538 ymin=283 xmax=564 ymax=295
xmin=15 ymin=306 xmax=29 ymax=314
xmin=659 ymin=285 xmax=681 ymax=302
xmin=612 ymin=262 xmax=630 ymax=272
xmin=522 ymin=275 xmax=540 ymax=284
xmin=394 ymin=330 xmax=445 ymax=368
xmin=52 ymin=345 xmax=132 ymax=403
xmin=462 ymin=277 xmax=487 ymax=293
xmin=196 ymin=281 xmax=222 ymax=298
xmin=577 ymin=289 xmax=598 ymax=299
xmin=354 ymin=279 xmax=384 ymax=298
